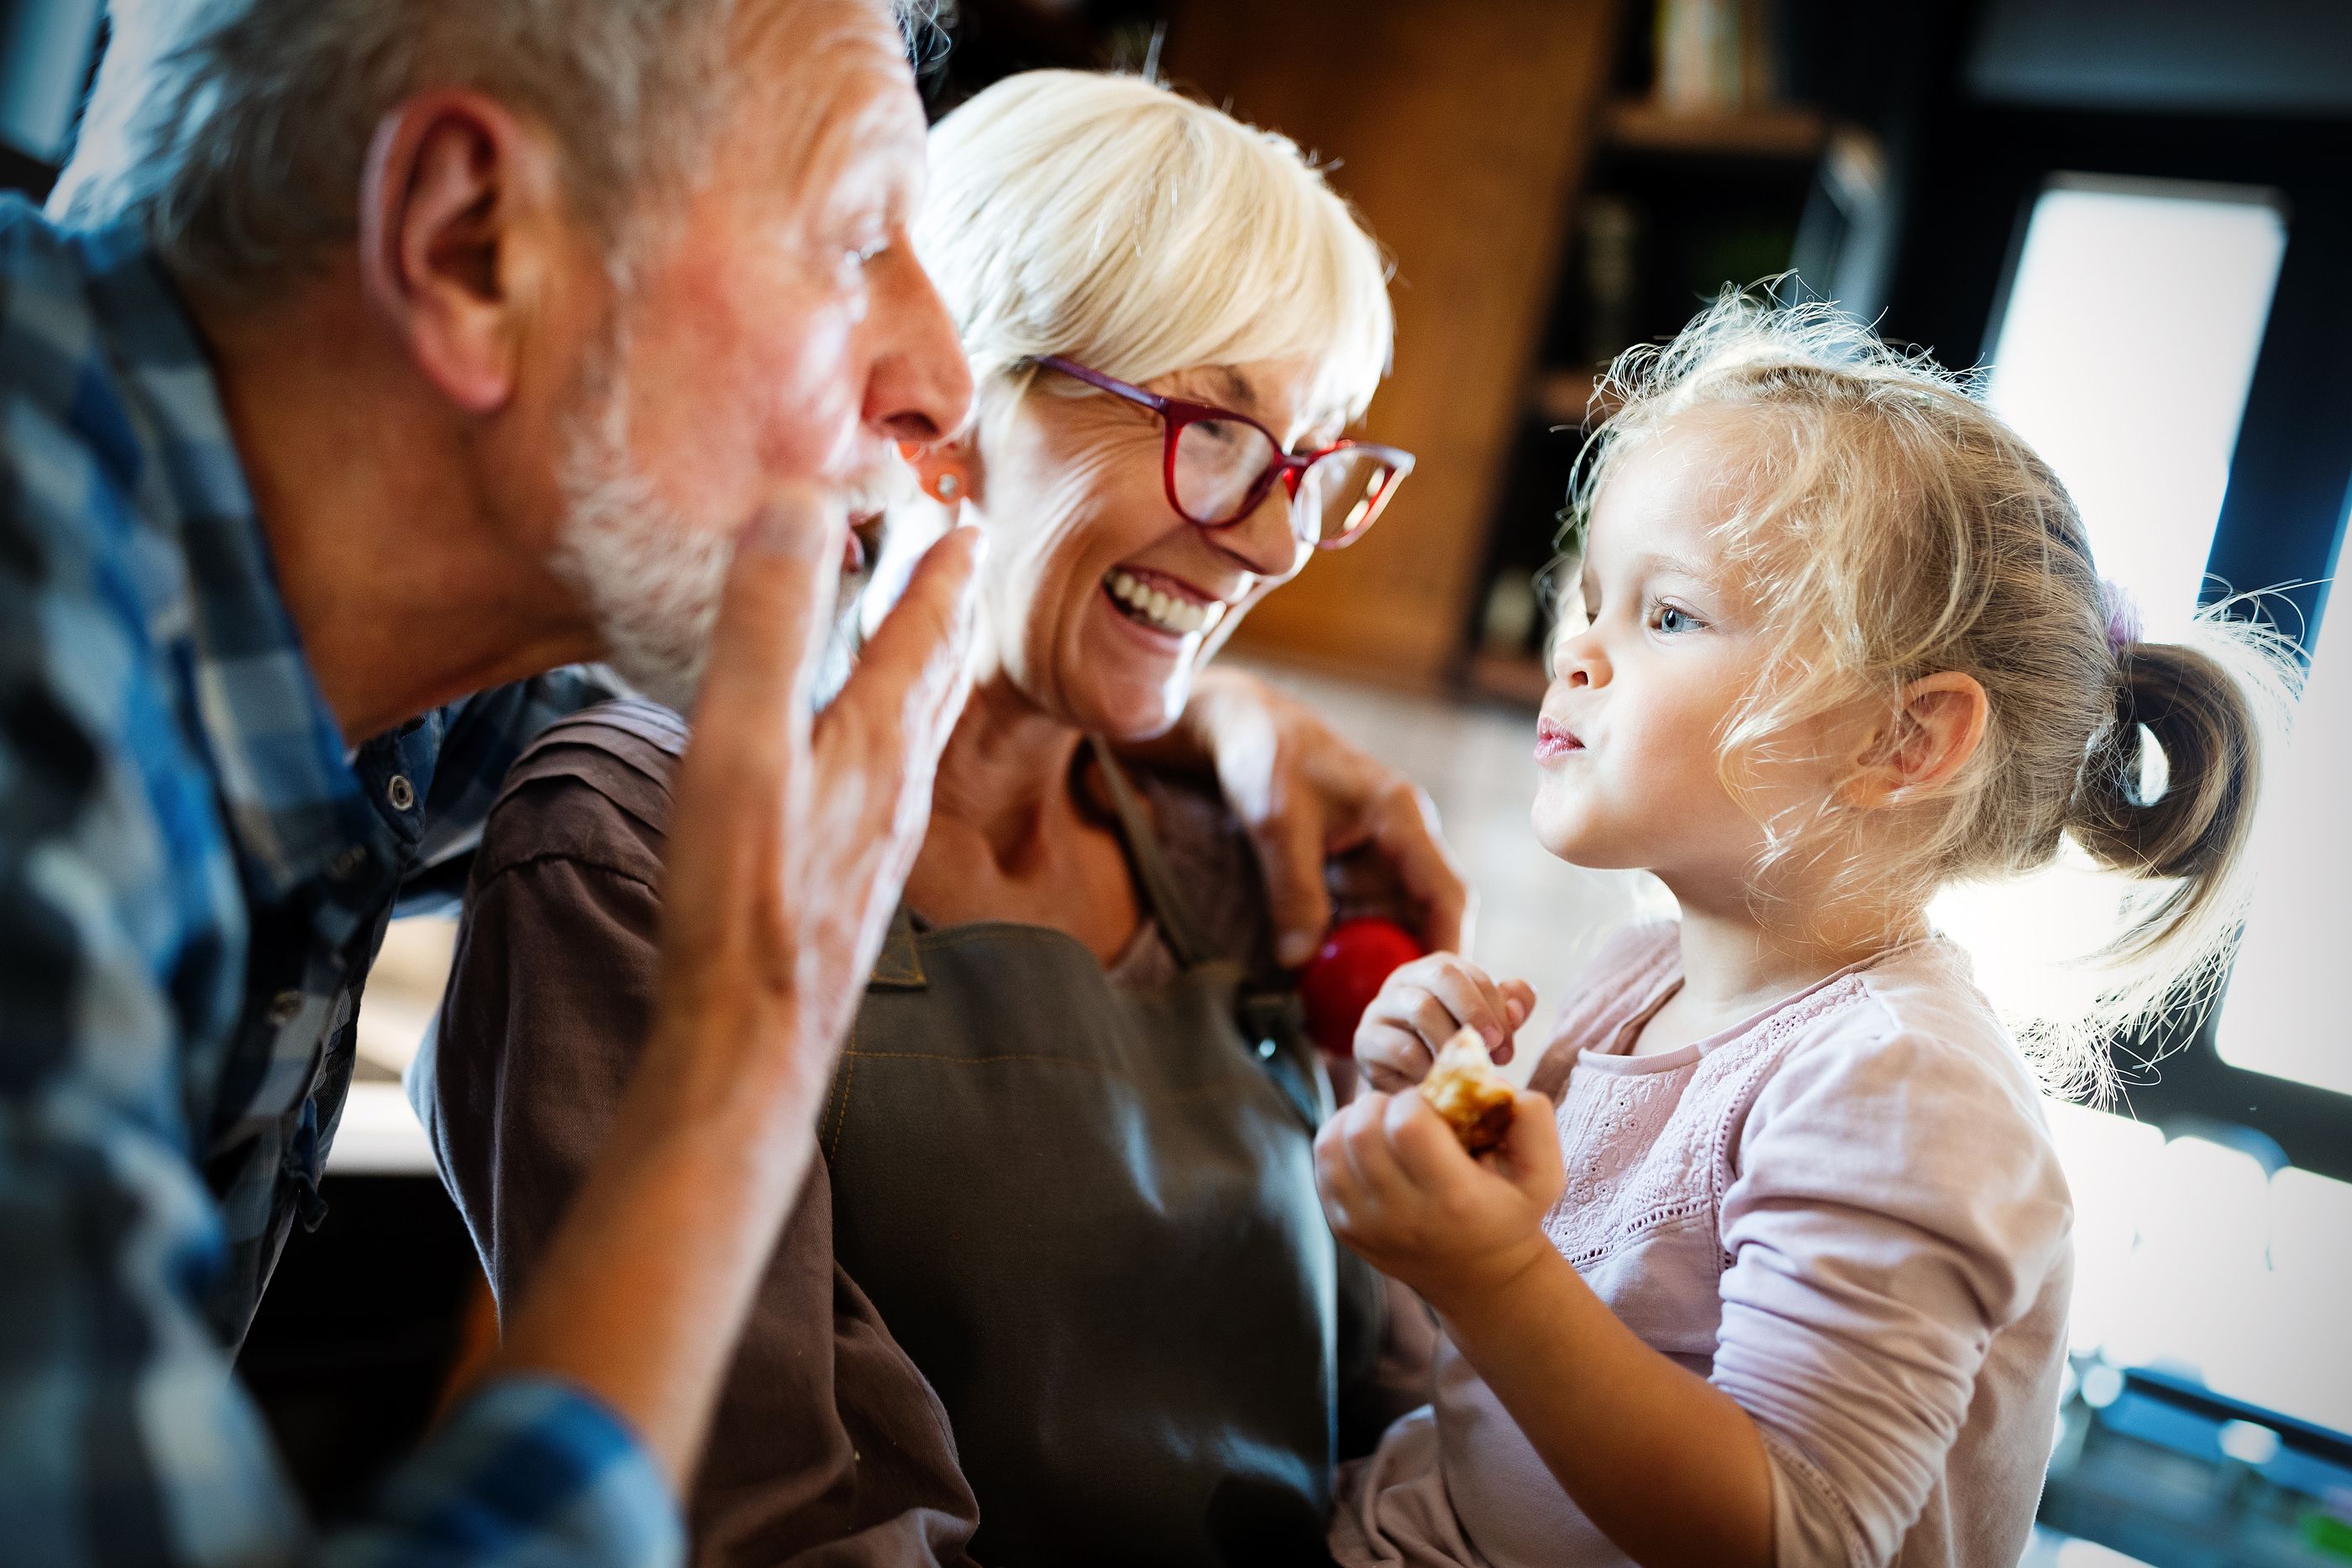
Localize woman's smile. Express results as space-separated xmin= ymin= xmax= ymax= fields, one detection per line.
xmin=1102 ymin=564 xmax=1231 ymax=639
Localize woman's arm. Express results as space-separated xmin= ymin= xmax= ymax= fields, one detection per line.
xmin=1137 ymin=666 xmax=1471 ymax=965
xmin=1316 ymin=1090 xmax=1773 ymax=1568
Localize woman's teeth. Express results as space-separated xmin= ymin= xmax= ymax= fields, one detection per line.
xmin=1105 ymin=569 xmax=1225 ymax=637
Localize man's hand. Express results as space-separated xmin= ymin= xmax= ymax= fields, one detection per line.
xmin=1173 ymin=666 xmax=1470 ymax=967
xmin=1355 ymin=952 xmax=1536 ymax=1090
xmin=493 ymin=489 xmax=980 ymax=1487
xmin=1315 ymin=1085 xmax=1562 ymax=1314
xmin=653 ymin=491 xmax=979 ymax=1125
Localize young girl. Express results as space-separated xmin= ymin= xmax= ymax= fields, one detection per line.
xmin=1317 ymin=296 xmax=2297 ymax=1568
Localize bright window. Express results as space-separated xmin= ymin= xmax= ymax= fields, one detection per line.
xmin=1948 ymin=176 xmax=2352 ymax=1442
xmin=2044 ymin=1100 xmax=2352 ymax=1438
xmin=1982 ymin=176 xmax=2286 ymax=640
xmin=2218 ymin=605 xmax=2352 ymax=1093
xmin=1937 ymin=176 xmax=2296 ymax=1024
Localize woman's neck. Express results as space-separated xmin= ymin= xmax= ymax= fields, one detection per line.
xmin=907 ymin=673 xmax=1143 ymax=961
xmin=929 ymin=674 xmax=1089 ymax=868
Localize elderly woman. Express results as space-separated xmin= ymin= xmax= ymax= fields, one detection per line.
xmin=422 ymin=71 xmax=1431 ymax=1566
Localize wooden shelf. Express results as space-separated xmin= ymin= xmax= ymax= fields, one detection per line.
xmin=1462 ymin=648 xmax=1553 ymax=709
xmin=1530 ymin=369 xmax=1603 ymax=427
xmin=1600 ymin=98 xmax=1827 ymax=160
xmin=1532 ymin=369 xmax=1595 ymax=426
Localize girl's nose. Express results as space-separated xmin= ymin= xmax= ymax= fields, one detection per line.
xmin=1553 ymin=626 xmax=1610 ymax=690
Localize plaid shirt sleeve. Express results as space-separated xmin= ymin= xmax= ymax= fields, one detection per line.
xmin=0 ymin=298 xmax=678 ymax=1568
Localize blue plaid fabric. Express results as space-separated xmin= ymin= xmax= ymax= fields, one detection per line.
xmin=0 ymin=195 xmax=678 ymax=1565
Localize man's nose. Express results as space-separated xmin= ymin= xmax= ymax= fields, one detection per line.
xmin=867 ymin=253 xmax=974 ymax=444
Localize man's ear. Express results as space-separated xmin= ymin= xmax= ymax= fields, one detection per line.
xmin=1841 ymin=670 xmax=1990 ymax=809
xmin=357 ymin=90 xmax=573 ymax=414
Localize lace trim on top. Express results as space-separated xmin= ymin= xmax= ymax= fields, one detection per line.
xmin=1540 ymin=973 xmax=1873 ymax=1274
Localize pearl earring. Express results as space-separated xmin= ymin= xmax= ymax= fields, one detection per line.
xmin=936 ymin=474 xmax=961 ymax=501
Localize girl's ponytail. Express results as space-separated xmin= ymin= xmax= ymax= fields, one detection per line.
xmin=2065 ymin=606 xmax=2302 ymax=1036
xmin=1572 ymin=291 xmax=2307 ymax=1099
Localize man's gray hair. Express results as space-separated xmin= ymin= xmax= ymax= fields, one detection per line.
xmin=49 ymin=0 xmax=935 ymax=296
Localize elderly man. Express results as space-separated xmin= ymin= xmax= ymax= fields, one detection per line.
xmin=0 ymin=1 xmax=1467 ymax=1564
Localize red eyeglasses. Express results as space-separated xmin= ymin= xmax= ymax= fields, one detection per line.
xmin=1035 ymin=355 xmax=1414 ymax=549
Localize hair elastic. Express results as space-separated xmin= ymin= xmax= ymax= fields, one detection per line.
xmin=2102 ymin=579 xmax=2143 ymax=657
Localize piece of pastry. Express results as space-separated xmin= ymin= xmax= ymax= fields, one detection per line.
xmin=1419 ymin=1026 xmax=1516 ymax=1155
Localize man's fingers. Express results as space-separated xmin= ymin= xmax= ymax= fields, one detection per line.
xmin=688 ymin=488 xmax=847 ymax=752
xmin=789 ymin=523 xmax=984 ymax=999
xmin=661 ymin=492 xmax=843 ymax=978
xmin=827 ymin=521 xmax=984 ymax=759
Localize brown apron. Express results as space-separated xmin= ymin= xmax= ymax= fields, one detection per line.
xmin=818 ymin=742 xmax=1348 ymax=1567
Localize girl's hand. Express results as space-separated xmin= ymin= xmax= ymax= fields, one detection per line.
xmin=1315 ymin=1085 xmax=1564 ymax=1313
xmin=1355 ymin=952 xmax=1536 ymax=1091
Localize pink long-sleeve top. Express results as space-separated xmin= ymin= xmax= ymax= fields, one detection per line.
xmin=1331 ymin=922 xmax=2075 ymax=1568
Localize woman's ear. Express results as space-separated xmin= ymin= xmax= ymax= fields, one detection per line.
xmin=899 ymin=438 xmax=980 ymax=506
xmin=1842 ymin=671 xmax=1990 ymax=808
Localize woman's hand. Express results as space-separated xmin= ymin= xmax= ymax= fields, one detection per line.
xmin=1356 ymin=953 xmax=1536 ymax=1091
xmin=1315 ymin=1086 xmax=1562 ymax=1314
xmin=1152 ymin=666 xmax=1471 ymax=966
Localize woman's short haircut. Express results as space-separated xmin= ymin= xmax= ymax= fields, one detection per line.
xmin=917 ymin=71 xmax=1394 ymax=433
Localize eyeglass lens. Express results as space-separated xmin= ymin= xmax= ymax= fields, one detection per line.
xmin=1171 ymin=417 xmax=1399 ymax=543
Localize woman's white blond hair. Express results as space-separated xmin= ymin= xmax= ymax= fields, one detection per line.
xmin=916 ymin=70 xmax=1393 ymax=432
xmin=1567 ymin=289 xmax=2302 ymax=1099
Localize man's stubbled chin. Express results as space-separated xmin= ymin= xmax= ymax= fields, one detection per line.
xmin=550 ymin=338 xmax=907 ymax=714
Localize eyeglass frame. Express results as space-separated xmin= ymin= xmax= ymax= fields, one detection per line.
xmin=1032 ymin=354 xmax=1414 ymax=549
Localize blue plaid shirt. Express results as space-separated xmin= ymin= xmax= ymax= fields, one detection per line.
xmin=0 ymin=197 xmax=680 ymax=1565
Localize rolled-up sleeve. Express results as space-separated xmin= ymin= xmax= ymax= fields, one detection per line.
xmin=1709 ymin=1025 xmax=2071 ymax=1567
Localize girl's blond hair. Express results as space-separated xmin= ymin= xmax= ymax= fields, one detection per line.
xmin=1569 ymin=291 xmax=2301 ymax=1096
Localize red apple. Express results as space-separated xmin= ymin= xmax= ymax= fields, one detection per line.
xmin=1299 ymin=917 xmax=1427 ymax=1057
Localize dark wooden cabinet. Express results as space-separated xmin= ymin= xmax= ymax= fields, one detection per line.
xmin=1168 ymin=0 xmax=1627 ymax=689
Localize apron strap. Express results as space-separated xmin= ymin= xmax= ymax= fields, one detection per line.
xmin=1085 ymin=737 xmax=1221 ymax=971
xmin=1087 ymin=740 xmax=1331 ymax=1132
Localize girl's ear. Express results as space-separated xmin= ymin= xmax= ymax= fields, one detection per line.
xmin=898 ymin=438 xmax=981 ymax=506
xmin=1843 ymin=671 xmax=1990 ymax=808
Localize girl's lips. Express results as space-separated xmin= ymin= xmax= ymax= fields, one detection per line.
xmin=1534 ymin=716 xmax=1584 ymax=763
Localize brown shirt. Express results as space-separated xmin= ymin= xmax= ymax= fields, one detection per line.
xmin=417 ymin=700 xmax=1432 ymax=1566
xmin=417 ymin=703 xmax=984 ymax=1567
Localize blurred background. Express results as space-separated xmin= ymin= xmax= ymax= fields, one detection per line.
xmin=5 ymin=2 xmax=2348 ymax=1563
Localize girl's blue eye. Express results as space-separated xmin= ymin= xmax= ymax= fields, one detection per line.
xmin=1655 ymin=603 xmax=1696 ymax=634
